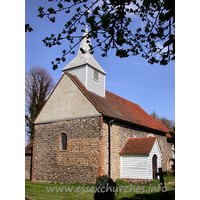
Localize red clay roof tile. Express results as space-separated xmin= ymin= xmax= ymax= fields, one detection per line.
xmin=66 ymin=72 xmax=169 ymax=134
xmin=120 ymin=137 xmax=157 ymax=155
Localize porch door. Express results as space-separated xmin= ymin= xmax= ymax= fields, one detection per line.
xmin=152 ymin=154 xmax=157 ymax=179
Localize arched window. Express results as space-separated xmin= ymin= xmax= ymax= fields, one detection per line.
xmin=152 ymin=154 xmax=158 ymax=179
xmin=60 ymin=133 xmax=67 ymax=151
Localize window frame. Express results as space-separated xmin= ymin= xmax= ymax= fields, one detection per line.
xmin=60 ymin=133 xmax=67 ymax=151
xmin=93 ymin=69 xmax=99 ymax=81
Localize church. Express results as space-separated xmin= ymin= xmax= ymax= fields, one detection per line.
xmin=26 ymin=26 xmax=173 ymax=184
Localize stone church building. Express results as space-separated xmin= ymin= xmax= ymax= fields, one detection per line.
xmin=26 ymin=26 xmax=173 ymax=184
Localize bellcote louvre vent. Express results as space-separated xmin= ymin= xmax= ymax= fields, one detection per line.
xmin=94 ymin=69 xmax=98 ymax=81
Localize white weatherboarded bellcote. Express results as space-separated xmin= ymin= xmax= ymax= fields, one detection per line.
xmin=120 ymin=137 xmax=162 ymax=180
xmin=62 ymin=25 xmax=106 ymax=97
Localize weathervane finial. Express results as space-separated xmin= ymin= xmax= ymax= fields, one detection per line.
xmin=77 ymin=24 xmax=92 ymax=55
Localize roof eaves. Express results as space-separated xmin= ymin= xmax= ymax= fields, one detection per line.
xmin=103 ymin=114 xmax=168 ymax=135
xmin=25 ymin=140 xmax=33 ymax=154
xmin=62 ymin=54 xmax=107 ymax=75
xmin=120 ymin=137 xmax=157 ymax=155
xmin=87 ymin=63 xmax=107 ymax=75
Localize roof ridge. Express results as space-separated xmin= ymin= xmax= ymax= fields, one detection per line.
xmin=65 ymin=72 xmax=169 ymax=134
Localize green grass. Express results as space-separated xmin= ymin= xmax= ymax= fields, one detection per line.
xmin=25 ymin=180 xmax=95 ymax=200
xmin=164 ymin=174 xmax=175 ymax=183
xmin=116 ymin=175 xmax=175 ymax=200
xmin=25 ymin=175 xmax=175 ymax=200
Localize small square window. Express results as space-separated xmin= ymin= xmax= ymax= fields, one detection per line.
xmin=94 ymin=69 xmax=98 ymax=81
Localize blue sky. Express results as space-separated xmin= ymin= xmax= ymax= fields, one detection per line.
xmin=2 ymin=1 xmax=200 ymax=197
xmin=25 ymin=0 xmax=175 ymax=125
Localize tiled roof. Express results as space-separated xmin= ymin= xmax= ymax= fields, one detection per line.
xmin=120 ymin=137 xmax=157 ymax=155
xmin=166 ymin=133 xmax=172 ymax=138
xmin=25 ymin=140 xmax=33 ymax=154
xmin=66 ymin=72 xmax=169 ymax=134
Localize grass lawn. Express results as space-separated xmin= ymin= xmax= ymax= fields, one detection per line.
xmin=25 ymin=175 xmax=175 ymax=200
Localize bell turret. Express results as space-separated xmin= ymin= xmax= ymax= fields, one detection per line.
xmin=62 ymin=26 xmax=106 ymax=97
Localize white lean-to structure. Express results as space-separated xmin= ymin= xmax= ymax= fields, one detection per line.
xmin=120 ymin=138 xmax=162 ymax=180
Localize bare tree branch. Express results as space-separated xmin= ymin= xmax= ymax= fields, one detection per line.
xmin=25 ymin=66 xmax=55 ymax=140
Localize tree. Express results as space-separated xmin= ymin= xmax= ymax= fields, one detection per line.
xmin=151 ymin=110 xmax=175 ymax=174
xmin=160 ymin=116 xmax=175 ymax=131
xmin=150 ymin=110 xmax=175 ymax=131
xmin=168 ymin=125 xmax=175 ymax=145
xmin=25 ymin=66 xmax=55 ymax=140
xmin=26 ymin=0 xmax=175 ymax=70
xmin=150 ymin=110 xmax=159 ymax=119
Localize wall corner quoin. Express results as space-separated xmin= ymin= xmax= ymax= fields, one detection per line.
xmin=99 ymin=115 xmax=104 ymax=130
xmin=31 ymin=139 xmax=35 ymax=182
xmin=33 ymin=124 xmax=38 ymax=133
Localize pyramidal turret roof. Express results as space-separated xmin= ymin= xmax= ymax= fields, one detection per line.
xmin=62 ymin=25 xmax=106 ymax=75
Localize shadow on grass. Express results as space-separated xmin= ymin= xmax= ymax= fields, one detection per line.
xmin=118 ymin=190 xmax=175 ymax=200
